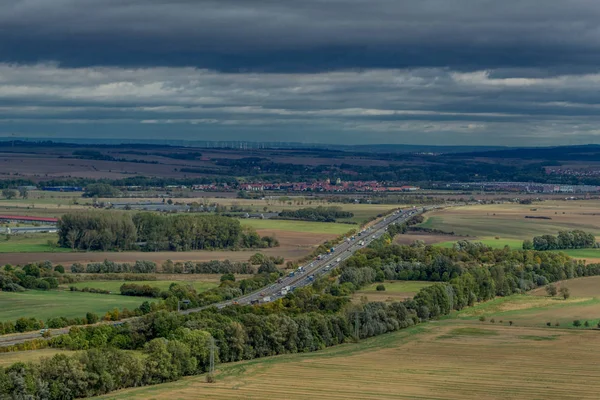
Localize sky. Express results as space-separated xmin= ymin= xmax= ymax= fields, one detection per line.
xmin=2 ymin=0 xmax=600 ymax=146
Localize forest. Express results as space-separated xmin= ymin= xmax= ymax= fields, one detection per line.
xmin=523 ymin=230 xmax=597 ymax=251
xmin=278 ymin=206 xmax=353 ymax=222
xmin=1 ymin=236 xmax=600 ymax=398
xmin=58 ymin=212 xmax=278 ymax=251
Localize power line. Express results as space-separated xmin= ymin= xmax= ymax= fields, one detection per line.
xmin=354 ymin=312 xmax=360 ymax=340
xmin=207 ymin=336 xmax=217 ymax=383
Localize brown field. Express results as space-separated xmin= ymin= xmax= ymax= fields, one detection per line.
xmin=100 ymin=322 xmax=600 ymax=400
xmin=529 ymin=275 xmax=600 ymax=298
xmin=421 ymin=200 xmax=600 ymax=239
xmin=0 ymin=230 xmax=336 ymax=266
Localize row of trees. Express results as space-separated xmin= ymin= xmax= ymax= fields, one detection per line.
xmin=71 ymin=260 xmax=157 ymax=274
xmin=0 ymin=262 xmax=65 ymax=293
xmin=523 ymin=230 xmax=597 ymax=251
xmin=58 ymin=212 xmax=278 ymax=251
xmin=278 ymin=206 xmax=353 ymax=222
xmin=3 ymin=235 xmax=599 ymax=398
xmin=338 ymin=238 xmax=600 ymax=300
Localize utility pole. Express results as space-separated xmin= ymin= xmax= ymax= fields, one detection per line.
xmin=207 ymin=336 xmax=216 ymax=383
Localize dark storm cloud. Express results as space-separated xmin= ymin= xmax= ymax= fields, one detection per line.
xmin=2 ymin=1 xmax=600 ymax=145
xmin=2 ymin=0 xmax=600 ymax=70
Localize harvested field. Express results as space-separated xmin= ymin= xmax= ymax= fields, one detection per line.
xmin=420 ymin=200 xmax=600 ymax=239
xmin=529 ymin=275 xmax=600 ymax=298
xmin=99 ymin=322 xmax=600 ymax=400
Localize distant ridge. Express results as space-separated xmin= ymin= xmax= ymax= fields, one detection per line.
xmin=0 ymin=137 xmax=508 ymax=154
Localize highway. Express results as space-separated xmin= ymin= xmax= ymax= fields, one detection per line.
xmin=182 ymin=206 xmax=428 ymax=313
xmin=0 ymin=207 xmax=430 ymax=346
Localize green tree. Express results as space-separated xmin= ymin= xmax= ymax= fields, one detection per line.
xmin=18 ymin=187 xmax=28 ymax=199
xmin=1 ymin=189 xmax=16 ymax=200
xmin=545 ymin=283 xmax=557 ymax=297
xmin=559 ymin=286 xmax=570 ymax=300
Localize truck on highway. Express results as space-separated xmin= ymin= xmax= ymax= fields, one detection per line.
xmin=284 ymin=285 xmax=291 ymax=292
xmin=336 ymin=257 xmax=341 ymax=263
xmin=359 ymin=240 xmax=365 ymax=246
xmin=261 ymin=296 xmax=271 ymax=303
xmin=308 ymin=275 xmax=315 ymax=282
xmin=280 ymin=289 xmax=288 ymax=296
xmin=289 ymin=271 xmax=295 ymax=277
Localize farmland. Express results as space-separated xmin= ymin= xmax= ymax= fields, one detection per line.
xmin=0 ymin=290 xmax=156 ymax=321
xmin=99 ymin=321 xmax=600 ymax=400
xmin=354 ymin=280 xmax=431 ymax=302
xmin=98 ymin=274 xmax=600 ymax=400
xmin=419 ymin=201 xmax=600 ymax=239
xmin=66 ymin=280 xmax=218 ymax=293
xmin=0 ymin=233 xmax=69 ymax=253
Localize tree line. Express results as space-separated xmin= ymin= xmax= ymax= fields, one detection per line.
xmin=523 ymin=230 xmax=597 ymax=251
xmin=2 ymin=237 xmax=599 ymax=398
xmin=58 ymin=212 xmax=278 ymax=251
xmin=277 ymin=206 xmax=353 ymax=222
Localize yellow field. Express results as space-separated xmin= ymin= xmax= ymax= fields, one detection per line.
xmin=100 ymin=322 xmax=600 ymax=400
xmin=0 ymin=348 xmax=75 ymax=367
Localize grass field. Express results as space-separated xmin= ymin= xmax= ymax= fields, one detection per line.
xmin=353 ymin=281 xmax=432 ymax=302
xmin=99 ymin=320 xmax=600 ymax=400
xmin=420 ymin=200 xmax=600 ymax=239
xmin=0 ymin=349 xmax=76 ymax=367
xmin=0 ymin=290 xmax=156 ymax=321
xmin=0 ymin=233 xmax=69 ymax=253
xmin=436 ymin=237 xmax=525 ymax=249
xmin=241 ymin=219 xmax=355 ymax=235
xmin=66 ymin=280 xmax=218 ymax=293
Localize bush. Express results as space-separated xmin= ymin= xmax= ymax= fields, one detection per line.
xmin=490 ymin=318 xmax=495 ymax=323
xmin=584 ymin=320 xmax=590 ymax=327
xmin=573 ymin=320 xmax=582 ymax=327
xmin=479 ymin=316 xmax=486 ymax=322
xmin=546 ymin=322 xmax=552 ymax=327
xmin=53 ymin=265 xmax=65 ymax=274
xmin=545 ymin=283 xmax=557 ymax=297
xmin=376 ymin=284 xmax=386 ymax=291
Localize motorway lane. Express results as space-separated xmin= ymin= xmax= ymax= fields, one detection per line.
xmin=182 ymin=207 xmax=430 ymax=313
xmin=1 ymin=207 xmax=436 ymax=345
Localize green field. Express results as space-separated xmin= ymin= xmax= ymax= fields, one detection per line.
xmin=0 ymin=290 xmax=157 ymax=321
xmin=436 ymin=237 xmax=524 ymax=249
xmin=560 ymin=248 xmax=600 ymax=259
xmin=67 ymin=280 xmax=218 ymax=293
xmin=0 ymin=233 xmax=69 ymax=253
xmin=240 ymin=219 xmax=355 ymax=235
xmin=420 ymin=202 xmax=600 ymax=239
xmin=361 ymin=281 xmax=432 ymax=293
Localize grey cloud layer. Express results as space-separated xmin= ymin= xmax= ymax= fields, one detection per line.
xmin=2 ymin=64 xmax=600 ymax=145
xmin=3 ymin=0 xmax=600 ymax=70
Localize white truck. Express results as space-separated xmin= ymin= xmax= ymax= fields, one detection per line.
xmin=336 ymin=257 xmax=341 ymax=263
xmin=261 ymin=296 xmax=271 ymax=303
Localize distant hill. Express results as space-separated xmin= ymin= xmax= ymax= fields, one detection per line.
xmin=447 ymin=144 xmax=600 ymax=161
